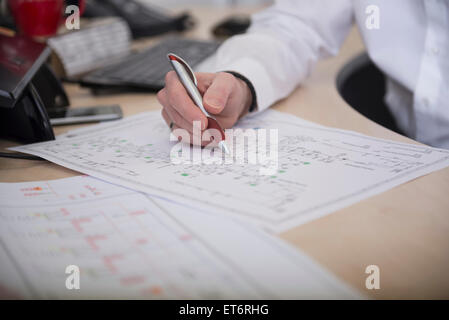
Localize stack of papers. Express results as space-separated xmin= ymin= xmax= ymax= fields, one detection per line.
xmin=4 ymin=109 xmax=449 ymax=298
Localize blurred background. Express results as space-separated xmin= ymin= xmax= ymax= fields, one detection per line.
xmin=0 ymin=0 xmax=273 ymax=142
xmin=143 ymin=0 xmax=273 ymax=8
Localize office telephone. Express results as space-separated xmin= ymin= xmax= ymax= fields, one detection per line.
xmin=0 ymin=33 xmax=69 ymax=143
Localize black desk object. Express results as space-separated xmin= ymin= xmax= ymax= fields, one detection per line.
xmin=0 ymin=34 xmax=69 ymax=143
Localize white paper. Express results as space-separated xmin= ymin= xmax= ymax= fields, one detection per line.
xmin=11 ymin=110 xmax=449 ymax=232
xmin=0 ymin=176 xmax=360 ymax=299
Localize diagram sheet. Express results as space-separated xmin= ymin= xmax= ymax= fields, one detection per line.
xmin=0 ymin=176 xmax=359 ymax=299
xmin=11 ymin=110 xmax=449 ymax=232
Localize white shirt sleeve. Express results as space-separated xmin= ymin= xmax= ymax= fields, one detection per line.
xmin=209 ymin=0 xmax=354 ymax=111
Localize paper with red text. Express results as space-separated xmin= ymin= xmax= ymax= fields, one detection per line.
xmin=0 ymin=176 xmax=360 ymax=299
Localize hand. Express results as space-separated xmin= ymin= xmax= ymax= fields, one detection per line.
xmin=157 ymin=71 xmax=252 ymax=145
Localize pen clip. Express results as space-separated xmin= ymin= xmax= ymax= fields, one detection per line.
xmin=167 ymin=53 xmax=198 ymax=87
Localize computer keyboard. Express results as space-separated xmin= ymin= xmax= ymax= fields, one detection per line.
xmin=81 ymin=38 xmax=220 ymax=91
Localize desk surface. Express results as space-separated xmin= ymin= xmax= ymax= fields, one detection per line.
xmin=1 ymin=6 xmax=448 ymax=299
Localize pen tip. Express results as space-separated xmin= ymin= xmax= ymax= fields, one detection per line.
xmin=219 ymin=141 xmax=230 ymax=155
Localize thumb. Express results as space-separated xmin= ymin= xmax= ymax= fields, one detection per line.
xmin=203 ymin=72 xmax=234 ymax=115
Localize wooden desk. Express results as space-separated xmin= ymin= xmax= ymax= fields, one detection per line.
xmin=1 ymin=6 xmax=448 ymax=299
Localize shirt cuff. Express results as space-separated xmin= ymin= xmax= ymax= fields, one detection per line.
xmin=224 ymin=71 xmax=257 ymax=113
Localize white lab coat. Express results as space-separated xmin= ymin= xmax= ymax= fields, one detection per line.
xmin=207 ymin=0 xmax=449 ymax=149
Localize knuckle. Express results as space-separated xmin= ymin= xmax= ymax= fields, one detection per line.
xmin=156 ymin=89 xmax=165 ymax=102
xmin=164 ymin=71 xmax=175 ymax=84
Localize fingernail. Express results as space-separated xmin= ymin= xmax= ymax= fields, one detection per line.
xmin=205 ymin=98 xmax=221 ymax=111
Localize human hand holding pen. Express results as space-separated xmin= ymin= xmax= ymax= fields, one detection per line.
xmin=157 ymin=69 xmax=253 ymax=147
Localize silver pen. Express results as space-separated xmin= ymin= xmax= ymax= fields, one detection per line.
xmin=167 ymin=53 xmax=230 ymax=154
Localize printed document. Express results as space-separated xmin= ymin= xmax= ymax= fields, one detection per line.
xmin=0 ymin=176 xmax=359 ymax=299
xmin=11 ymin=110 xmax=449 ymax=232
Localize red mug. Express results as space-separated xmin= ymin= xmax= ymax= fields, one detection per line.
xmin=8 ymin=0 xmax=85 ymax=38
